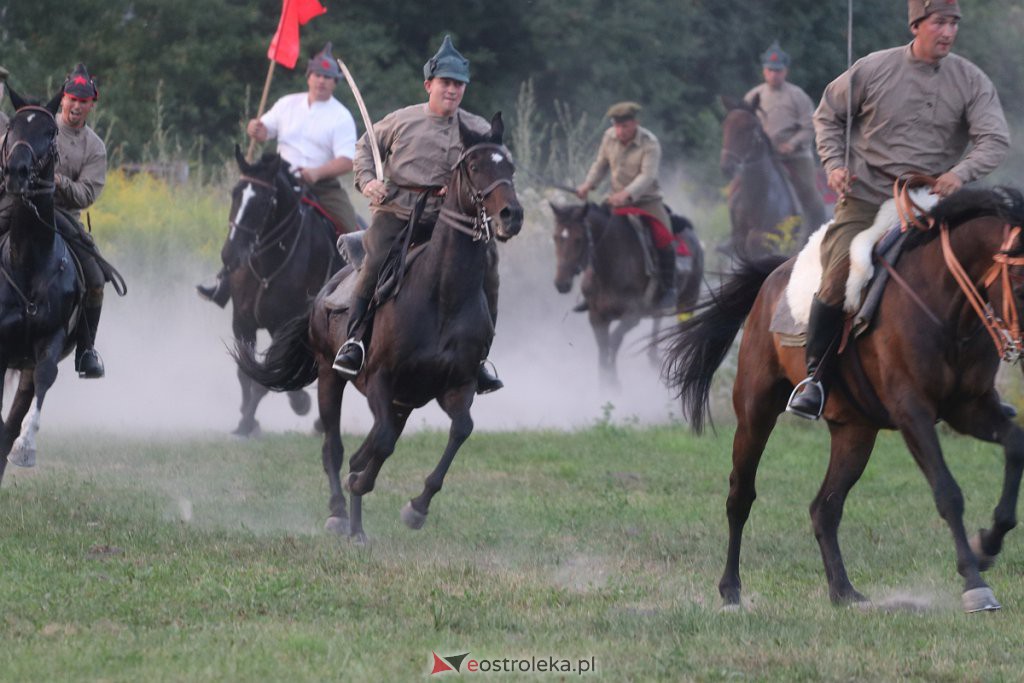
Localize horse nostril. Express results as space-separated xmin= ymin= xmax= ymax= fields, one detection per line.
xmin=501 ymin=205 xmax=524 ymax=228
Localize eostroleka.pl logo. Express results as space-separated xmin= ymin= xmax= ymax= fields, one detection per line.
xmin=430 ymin=651 xmax=596 ymax=675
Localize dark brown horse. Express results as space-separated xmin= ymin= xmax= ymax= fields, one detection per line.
xmin=235 ymin=113 xmax=522 ymax=540
xmin=664 ymin=186 xmax=1024 ymax=612
xmin=0 ymin=90 xmax=83 ymax=478
xmin=720 ymin=94 xmax=804 ymax=258
xmin=221 ymin=147 xmax=344 ymax=436
xmin=551 ymin=201 xmax=703 ymax=389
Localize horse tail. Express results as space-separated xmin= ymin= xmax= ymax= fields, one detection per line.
xmin=662 ymin=255 xmax=787 ymax=433
xmin=232 ymin=313 xmax=318 ymax=392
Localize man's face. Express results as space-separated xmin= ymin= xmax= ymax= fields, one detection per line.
xmin=912 ymin=13 xmax=959 ymax=63
xmin=60 ymin=94 xmax=96 ymax=129
xmin=762 ymin=67 xmax=787 ymax=88
xmin=613 ymin=118 xmax=638 ymax=144
xmin=306 ymin=72 xmax=337 ymax=102
xmin=424 ymin=77 xmax=467 ymax=117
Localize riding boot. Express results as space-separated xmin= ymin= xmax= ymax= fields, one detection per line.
xmin=196 ymin=268 xmax=231 ymax=308
xmin=653 ymin=246 xmax=678 ymax=313
xmin=476 ymin=360 xmax=503 ymax=394
xmin=332 ymin=296 xmax=371 ymax=376
xmin=786 ymin=296 xmax=845 ymax=420
xmin=75 ymin=301 xmax=105 ymax=379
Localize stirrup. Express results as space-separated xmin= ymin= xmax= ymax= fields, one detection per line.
xmin=786 ymin=377 xmax=824 ymax=420
xmin=332 ymin=338 xmax=365 ymax=376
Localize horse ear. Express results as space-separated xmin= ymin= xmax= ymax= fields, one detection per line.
xmin=489 ymin=111 xmax=504 ymax=144
xmin=45 ymin=91 xmax=62 ymax=116
xmin=459 ymin=115 xmax=486 ymax=149
xmin=549 ymin=201 xmax=568 ymax=219
xmin=720 ymin=95 xmax=740 ymax=111
xmin=748 ymin=92 xmax=761 ymax=113
xmin=7 ymin=84 xmax=27 ymax=111
xmin=234 ymin=144 xmax=252 ymax=173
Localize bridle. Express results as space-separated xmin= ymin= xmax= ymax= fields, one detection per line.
xmin=721 ymin=111 xmax=769 ymax=171
xmin=0 ymin=105 xmax=59 ymax=200
xmin=436 ymin=142 xmax=515 ymax=242
xmin=555 ymin=208 xmax=594 ymax=278
xmin=894 ymin=176 xmax=1024 ymax=363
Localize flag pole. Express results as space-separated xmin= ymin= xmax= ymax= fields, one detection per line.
xmin=247 ymin=60 xmax=277 ymax=162
xmin=336 ymin=57 xmax=383 ymax=182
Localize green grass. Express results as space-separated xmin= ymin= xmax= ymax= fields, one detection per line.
xmin=1 ymin=422 xmax=1022 ymax=681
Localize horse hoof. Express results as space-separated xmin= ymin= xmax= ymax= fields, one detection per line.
xmin=719 ymin=603 xmax=743 ymax=613
xmin=8 ymin=445 xmax=36 ymax=468
xmin=324 ymin=516 xmax=349 ymax=536
xmin=232 ymin=421 xmax=261 ymax=439
xmin=962 ymin=587 xmax=1001 ymax=613
xmin=288 ymin=390 xmax=311 ymax=416
xmin=970 ymin=531 xmax=996 ymax=571
xmin=400 ymin=501 xmax=427 ymax=530
xmin=350 ymin=530 xmax=368 ymax=546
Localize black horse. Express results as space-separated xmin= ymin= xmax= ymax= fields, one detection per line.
xmin=551 ymin=201 xmax=704 ymax=389
xmin=0 ymin=90 xmax=84 ymax=478
xmin=219 ymin=147 xmax=344 ymax=436
xmin=236 ymin=113 xmax=522 ymax=540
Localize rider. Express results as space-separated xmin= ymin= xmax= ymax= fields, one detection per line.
xmin=787 ymin=0 xmax=1010 ymax=419
xmin=197 ymin=42 xmax=359 ymax=307
xmin=330 ymin=35 xmax=504 ymax=394
xmin=575 ymin=101 xmax=677 ymax=313
xmin=744 ymin=41 xmax=827 ymax=235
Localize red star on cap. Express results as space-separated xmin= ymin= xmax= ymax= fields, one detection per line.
xmin=73 ymin=75 xmax=88 ymax=85
xmin=321 ymin=60 xmax=330 ymax=69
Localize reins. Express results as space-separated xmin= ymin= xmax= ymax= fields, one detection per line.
xmin=436 ymin=142 xmax=514 ymax=242
xmin=893 ymin=175 xmax=1024 ymax=363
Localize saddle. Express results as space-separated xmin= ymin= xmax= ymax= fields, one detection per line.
xmin=612 ymin=206 xmax=695 ymax=305
xmin=770 ymin=189 xmax=938 ymax=346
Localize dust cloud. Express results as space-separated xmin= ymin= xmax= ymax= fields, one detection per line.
xmin=37 ymin=198 xmax=690 ymax=437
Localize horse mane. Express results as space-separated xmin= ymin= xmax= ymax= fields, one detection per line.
xmin=904 ymin=187 xmax=1024 ymax=253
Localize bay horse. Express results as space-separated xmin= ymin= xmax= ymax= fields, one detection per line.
xmin=0 ymin=90 xmax=83 ymax=479
xmin=551 ymin=201 xmax=704 ymax=389
xmin=663 ymin=185 xmax=1024 ymax=612
xmin=220 ymin=146 xmax=344 ymax=436
xmin=235 ymin=113 xmax=522 ymax=540
xmin=720 ymin=94 xmax=804 ymax=258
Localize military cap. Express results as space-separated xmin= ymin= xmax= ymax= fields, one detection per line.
xmin=63 ymin=63 xmax=99 ymax=100
xmin=0 ymin=65 xmax=9 ymax=82
xmin=307 ymin=42 xmax=342 ymax=80
xmin=761 ymin=41 xmax=790 ymax=70
xmin=908 ymin=0 xmax=961 ymax=27
xmin=423 ymin=35 xmax=470 ymax=84
xmin=605 ymin=101 xmax=642 ymax=121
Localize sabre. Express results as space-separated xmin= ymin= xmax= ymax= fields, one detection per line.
xmin=336 ymin=57 xmax=383 ymax=182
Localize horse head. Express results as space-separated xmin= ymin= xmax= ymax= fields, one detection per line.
xmin=1 ymin=88 xmax=62 ymax=197
xmin=719 ymin=94 xmax=768 ymax=180
xmin=451 ymin=112 xmax=523 ymax=242
xmin=226 ymin=144 xmax=297 ymax=259
xmin=550 ymin=201 xmax=592 ymax=293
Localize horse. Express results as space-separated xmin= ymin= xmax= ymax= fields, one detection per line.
xmin=663 ymin=185 xmax=1024 ymax=612
xmin=235 ymin=112 xmax=522 ymax=540
xmin=220 ymin=146 xmax=345 ymax=436
xmin=720 ymin=94 xmax=804 ymax=258
xmin=551 ymin=201 xmax=704 ymax=389
xmin=0 ymin=90 xmax=84 ymax=479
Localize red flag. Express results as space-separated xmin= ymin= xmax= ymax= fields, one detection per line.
xmin=267 ymin=0 xmax=327 ymax=69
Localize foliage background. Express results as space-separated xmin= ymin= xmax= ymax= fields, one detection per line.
xmin=2 ymin=0 xmax=1022 ymax=195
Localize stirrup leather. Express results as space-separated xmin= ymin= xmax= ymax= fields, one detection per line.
xmin=332 ymin=338 xmax=365 ymax=376
xmin=786 ymin=377 xmax=825 ymax=420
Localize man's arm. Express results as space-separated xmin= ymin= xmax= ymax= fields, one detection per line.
xmin=578 ymin=133 xmax=611 ymax=197
xmin=947 ymin=72 xmax=1010 ymax=185
xmin=56 ymin=141 xmax=106 ymax=211
xmin=621 ymin=134 xmax=661 ymax=201
xmin=778 ymin=87 xmax=815 ymax=155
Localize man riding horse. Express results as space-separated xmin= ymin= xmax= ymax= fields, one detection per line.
xmin=787 ymin=0 xmax=1011 ymax=419
xmin=331 ymin=35 xmax=503 ymax=394
xmin=0 ymin=63 xmax=110 ymax=379
xmin=197 ymin=42 xmax=360 ymax=307
xmin=575 ymin=101 xmax=677 ymax=314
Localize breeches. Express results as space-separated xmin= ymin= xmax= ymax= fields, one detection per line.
xmin=312 ymin=178 xmax=359 ymax=234
xmin=817 ymin=196 xmax=880 ymax=307
xmin=59 ymin=216 xmax=105 ymax=305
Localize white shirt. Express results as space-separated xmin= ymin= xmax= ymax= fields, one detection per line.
xmin=261 ymin=93 xmax=356 ymax=169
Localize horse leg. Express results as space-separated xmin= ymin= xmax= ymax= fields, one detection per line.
xmin=590 ymin=316 xmax=616 ymax=390
xmin=898 ymin=414 xmax=999 ymax=612
xmin=232 ymin=322 xmax=265 ymax=437
xmin=402 ymin=388 xmax=475 ymax=530
xmin=810 ymin=424 xmax=878 ymax=605
xmin=346 ymin=388 xmax=409 ymax=496
xmin=719 ymin=369 xmax=789 ymax=608
xmin=1 ymin=370 xmax=34 ymax=455
xmin=9 ymin=342 xmax=61 ymax=468
xmin=647 ymin=317 xmax=662 ymax=368
xmin=316 ymin=367 xmax=351 ymax=537
xmin=943 ymin=396 xmax=1024 ymax=573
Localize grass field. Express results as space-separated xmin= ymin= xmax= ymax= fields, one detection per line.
xmin=2 ymin=421 xmax=1022 ymax=682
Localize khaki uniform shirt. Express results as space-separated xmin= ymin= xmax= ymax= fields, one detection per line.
xmin=582 ymin=126 xmax=663 ymax=204
xmin=55 ymin=120 xmax=107 ymax=220
xmin=744 ymin=81 xmax=816 ymax=160
xmin=354 ymin=104 xmax=491 ymax=222
xmin=815 ymin=43 xmax=1009 ymax=205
